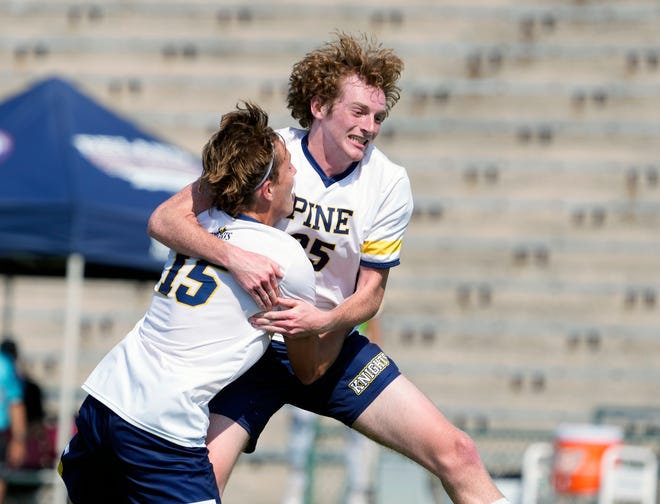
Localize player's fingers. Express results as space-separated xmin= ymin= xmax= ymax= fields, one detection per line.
xmin=259 ymin=274 xmax=279 ymax=306
xmin=252 ymin=287 xmax=271 ymax=310
xmin=268 ymin=275 xmax=280 ymax=298
xmin=275 ymin=297 xmax=298 ymax=308
xmin=267 ymin=288 xmax=278 ymax=305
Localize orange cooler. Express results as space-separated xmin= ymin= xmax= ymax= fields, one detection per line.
xmin=552 ymin=423 xmax=623 ymax=495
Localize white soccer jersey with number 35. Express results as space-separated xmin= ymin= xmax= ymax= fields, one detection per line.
xmin=278 ymin=127 xmax=414 ymax=311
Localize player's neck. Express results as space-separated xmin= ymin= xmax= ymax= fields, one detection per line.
xmin=239 ymin=210 xmax=271 ymax=227
xmin=306 ymin=127 xmax=353 ymax=179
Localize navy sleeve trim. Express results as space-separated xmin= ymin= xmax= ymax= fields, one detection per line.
xmin=360 ymin=258 xmax=400 ymax=269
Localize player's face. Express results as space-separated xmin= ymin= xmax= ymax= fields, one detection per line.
xmin=321 ymin=75 xmax=387 ymax=167
xmin=271 ymin=140 xmax=297 ymax=221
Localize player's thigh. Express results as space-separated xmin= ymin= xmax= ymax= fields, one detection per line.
xmin=59 ymin=432 xmax=121 ymax=503
xmin=115 ymin=423 xmax=220 ymax=504
xmin=59 ymin=397 xmax=122 ymax=502
xmin=209 ymin=343 xmax=291 ymax=453
xmin=291 ymin=334 xmax=399 ymax=425
xmin=206 ymin=413 xmax=250 ymax=495
xmin=351 ymin=375 xmax=462 ymax=470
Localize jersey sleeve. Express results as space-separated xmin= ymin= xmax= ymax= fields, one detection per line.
xmin=361 ymin=171 xmax=413 ymax=269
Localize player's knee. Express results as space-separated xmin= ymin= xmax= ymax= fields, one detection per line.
xmin=439 ymin=429 xmax=482 ymax=475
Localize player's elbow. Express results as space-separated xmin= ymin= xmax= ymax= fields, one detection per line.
xmin=297 ymin=372 xmax=320 ymax=386
xmin=292 ymin=360 xmax=324 ymax=385
xmin=147 ymin=204 xmax=165 ymax=240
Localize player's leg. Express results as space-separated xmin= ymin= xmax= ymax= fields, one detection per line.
xmin=206 ymin=342 xmax=295 ymax=494
xmin=62 ymin=396 xmax=221 ymax=503
xmin=110 ymin=410 xmax=220 ymax=503
xmin=206 ymin=413 xmax=250 ymax=496
xmin=287 ymin=333 xmax=505 ymax=504
xmin=0 ymin=433 xmax=10 ymax=503
xmin=352 ymin=375 xmax=505 ymax=504
xmin=345 ymin=428 xmax=375 ymax=504
xmin=282 ymin=407 xmax=318 ymax=504
xmin=58 ymin=396 xmax=124 ymax=503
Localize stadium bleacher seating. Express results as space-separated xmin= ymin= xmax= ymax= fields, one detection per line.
xmin=1 ymin=0 xmax=659 ymax=501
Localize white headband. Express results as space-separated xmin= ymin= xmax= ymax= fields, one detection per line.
xmin=253 ymin=142 xmax=275 ymax=191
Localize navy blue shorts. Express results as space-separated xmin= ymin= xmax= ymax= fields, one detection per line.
xmin=208 ymin=332 xmax=400 ymax=453
xmin=59 ymin=395 xmax=220 ymax=504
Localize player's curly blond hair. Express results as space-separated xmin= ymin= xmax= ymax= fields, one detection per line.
xmin=200 ymin=101 xmax=281 ymax=216
xmin=287 ymin=32 xmax=403 ymax=129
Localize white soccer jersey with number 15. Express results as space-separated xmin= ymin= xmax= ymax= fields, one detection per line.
xmin=278 ymin=127 xmax=414 ymax=311
xmin=82 ymin=211 xmax=315 ymax=448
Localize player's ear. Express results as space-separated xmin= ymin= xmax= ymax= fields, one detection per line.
xmin=261 ymin=180 xmax=274 ymax=202
xmin=310 ymin=95 xmax=326 ymax=120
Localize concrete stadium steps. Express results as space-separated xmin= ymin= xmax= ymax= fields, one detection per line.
xmin=402 ymin=368 xmax=660 ymax=426
xmin=406 ymin=207 xmax=659 ymax=246
xmin=405 ymin=365 xmax=660 ymax=431
xmin=383 ymin=135 xmax=659 ymax=168
xmin=397 ymin=245 xmax=660 ymax=292
xmin=380 ymin=319 xmax=660 ymax=431
xmin=0 ymin=51 xmax=294 ymax=86
xmin=379 ymin=314 xmax=660 ymax=366
xmin=2 ymin=2 xmax=660 ymax=157
xmin=378 ymin=308 xmax=660 ymax=356
xmin=399 ymin=84 xmax=660 ymax=124
xmin=376 ymin=116 xmax=660 ymax=148
xmin=403 ymin=157 xmax=660 ymax=199
xmin=1 ymin=3 xmax=659 ymax=492
xmin=4 ymin=2 xmax=659 ymax=46
xmin=383 ymin=280 xmax=660 ymax=328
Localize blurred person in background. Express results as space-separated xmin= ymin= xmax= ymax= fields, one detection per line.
xmin=0 ymin=346 xmax=27 ymax=503
xmin=0 ymin=339 xmax=51 ymax=470
xmin=150 ymin=32 xmax=508 ymax=504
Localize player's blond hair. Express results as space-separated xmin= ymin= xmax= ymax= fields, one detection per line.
xmin=287 ymin=32 xmax=403 ymax=129
xmin=201 ymin=102 xmax=281 ymax=216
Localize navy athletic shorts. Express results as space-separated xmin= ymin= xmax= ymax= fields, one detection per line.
xmin=208 ymin=331 xmax=401 ymax=453
xmin=59 ymin=395 xmax=220 ymax=504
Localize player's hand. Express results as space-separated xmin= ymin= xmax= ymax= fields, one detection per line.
xmin=250 ymin=297 xmax=330 ymax=337
xmin=228 ymin=248 xmax=282 ymax=309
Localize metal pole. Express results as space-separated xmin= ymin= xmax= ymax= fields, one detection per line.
xmin=52 ymin=253 xmax=84 ymax=504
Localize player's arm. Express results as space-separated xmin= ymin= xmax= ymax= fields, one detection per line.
xmin=148 ymin=179 xmax=282 ymax=309
xmin=7 ymin=400 xmax=27 ymax=468
xmin=283 ymin=328 xmax=345 ymax=385
xmin=327 ymin=265 xmax=388 ymax=333
xmin=272 ymin=266 xmax=387 ymax=383
xmin=254 ymin=265 xmax=388 ymax=336
xmin=255 ymin=264 xmax=388 ymax=380
xmin=273 ymin=247 xmax=348 ymax=384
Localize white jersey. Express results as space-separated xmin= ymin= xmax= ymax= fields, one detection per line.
xmin=83 ymin=211 xmax=315 ymax=448
xmin=278 ymin=127 xmax=413 ymax=311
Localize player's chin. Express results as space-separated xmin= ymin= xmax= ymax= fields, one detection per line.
xmin=345 ymin=138 xmax=368 ymax=158
xmin=284 ymin=200 xmax=295 ymax=218
xmin=346 ymin=149 xmax=366 ymax=163
xmin=353 ymin=144 xmax=370 ymax=160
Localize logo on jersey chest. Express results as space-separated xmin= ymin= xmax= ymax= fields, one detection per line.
xmin=289 ymin=196 xmax=353 ymax=235
xmin=348 ymin=352 xmax=390 ymax=395
xmin=213 ymin=226 xmax=232 ymax=241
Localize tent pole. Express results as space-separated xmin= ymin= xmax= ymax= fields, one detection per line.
xmin=1 ymin=274 xmax=13 ymax=338
xmin=52 ymin=253 xmax=84 ymax=504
